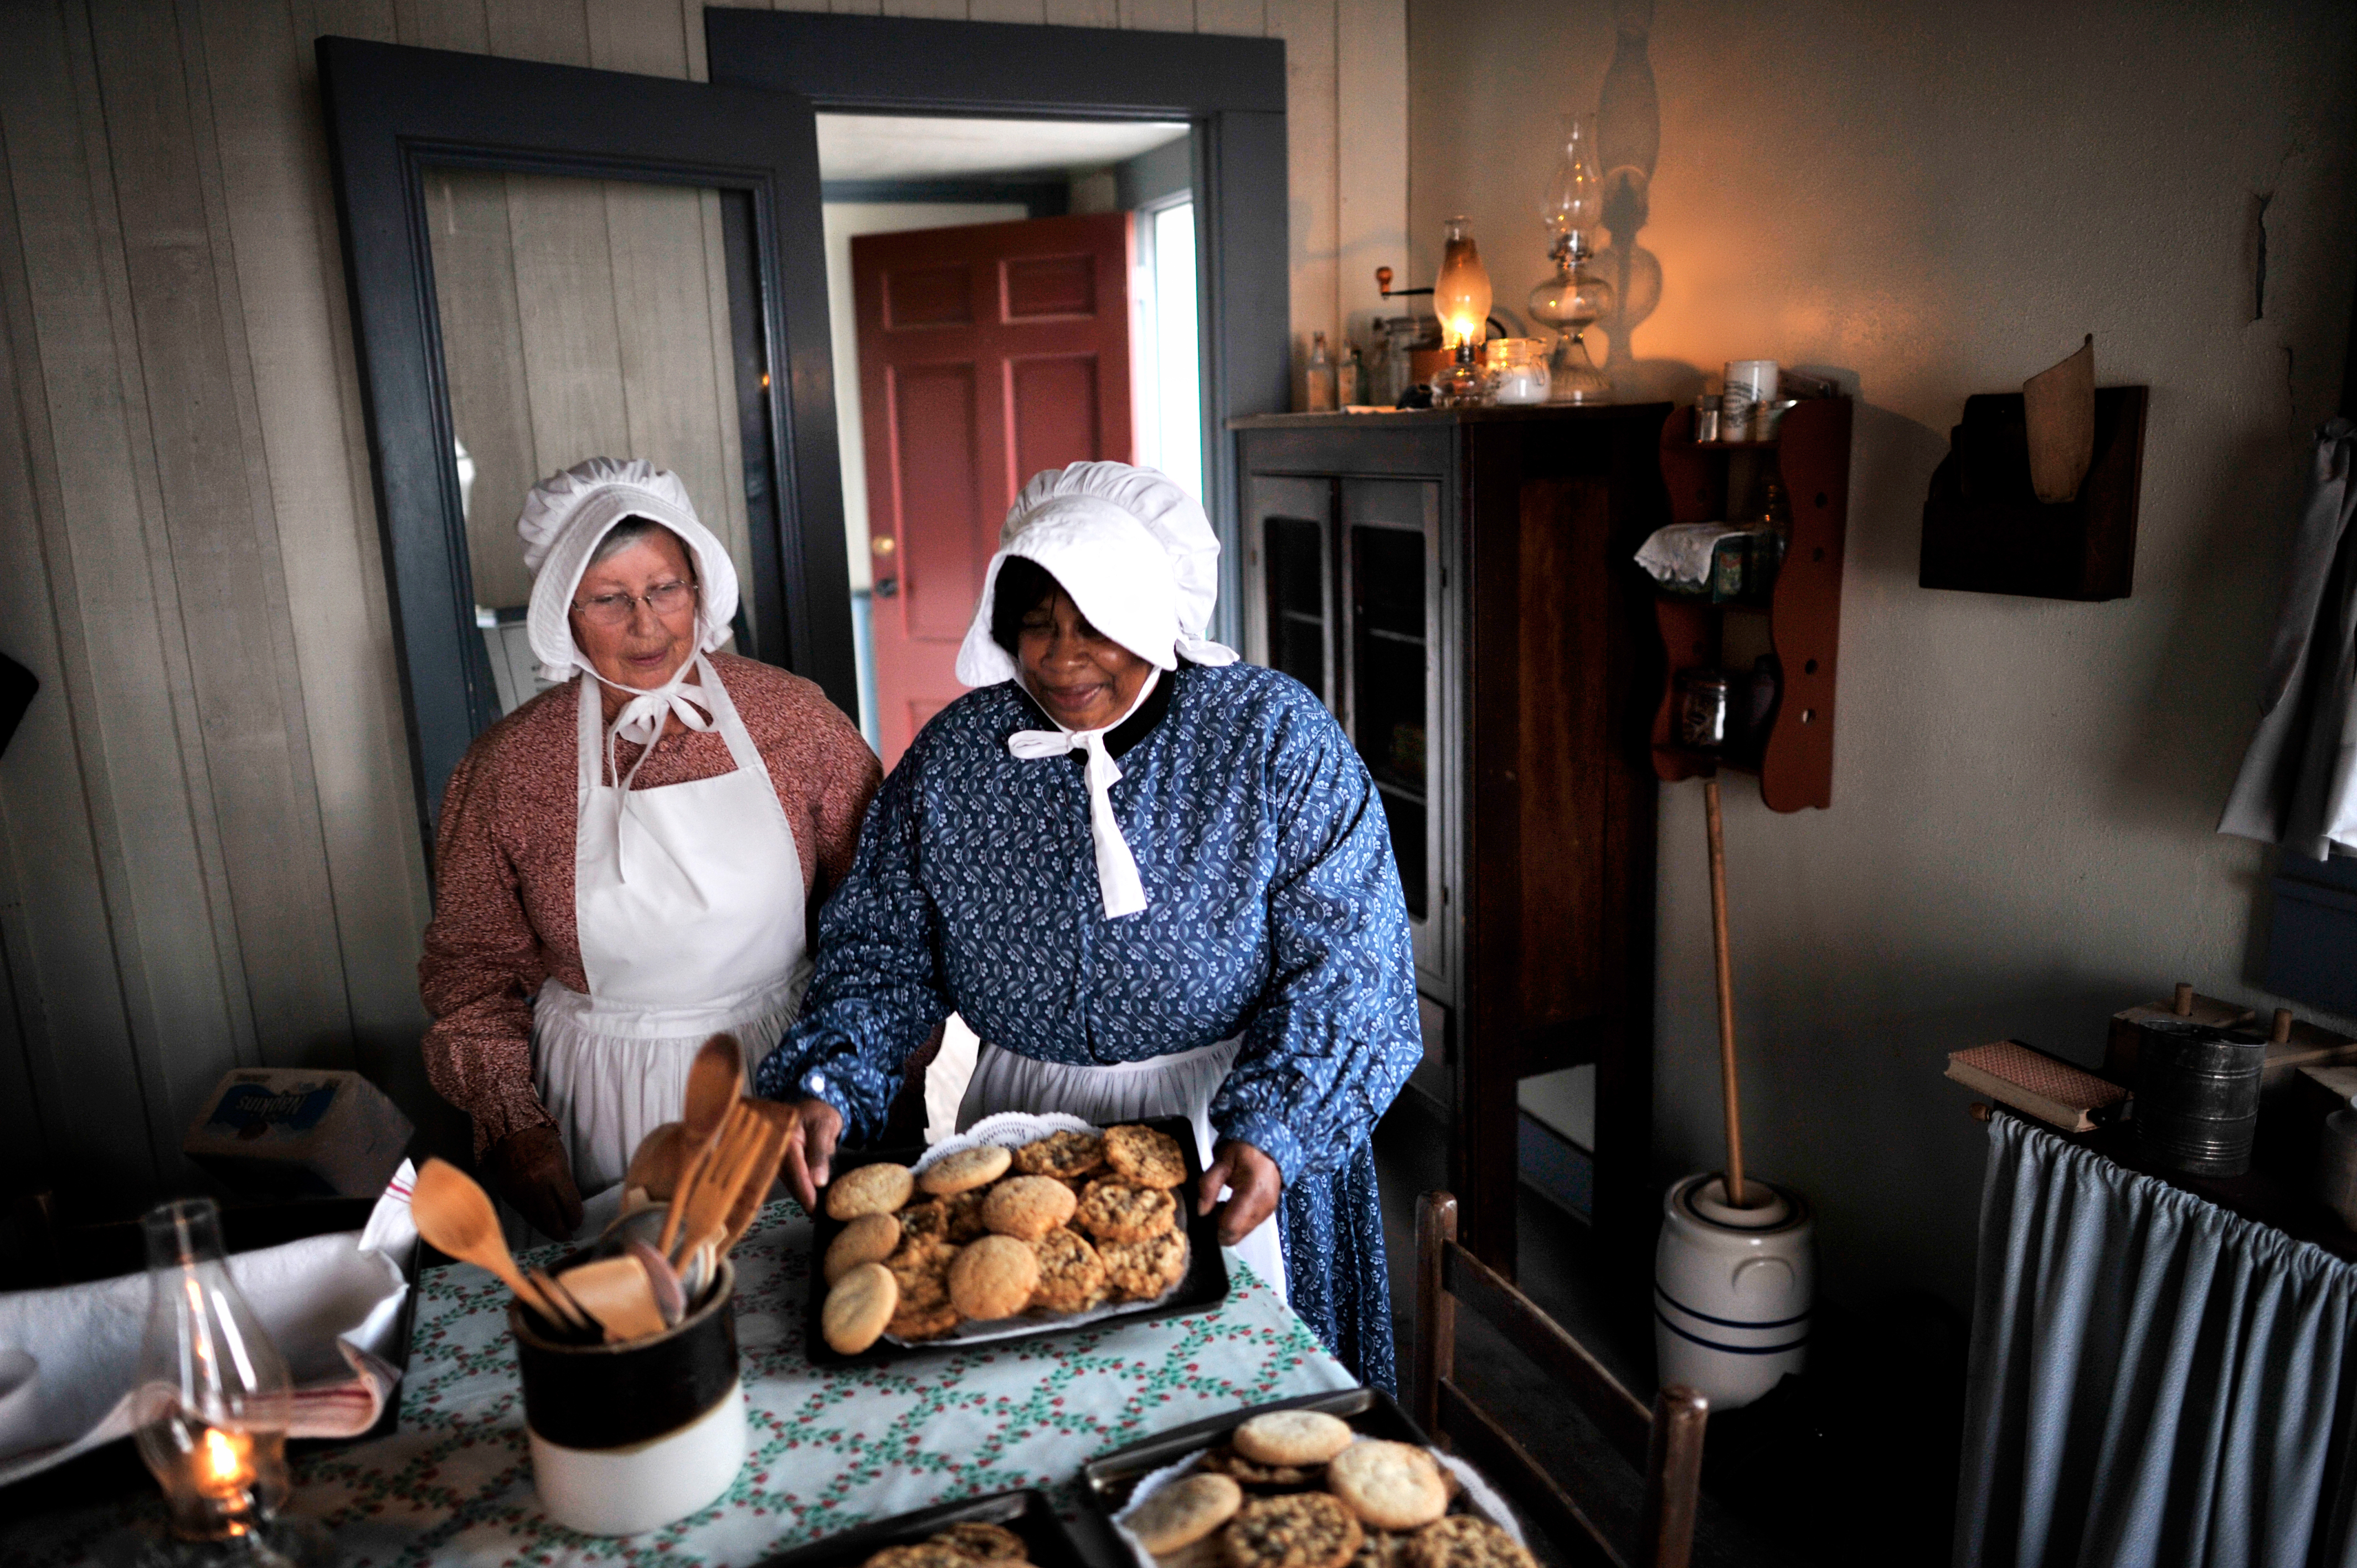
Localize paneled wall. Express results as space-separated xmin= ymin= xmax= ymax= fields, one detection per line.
xmin=0 ymin=0 xmax=1406 ymax=1207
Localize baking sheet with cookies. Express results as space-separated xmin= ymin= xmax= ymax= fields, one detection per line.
xmin=747 ymin=1486 xmax=1089 ymax=1568
xmin=805 ymin=1112 xmax=1231 ymax=1364
xmin=1083 ymin=1389 xmax=1532 ymax=1568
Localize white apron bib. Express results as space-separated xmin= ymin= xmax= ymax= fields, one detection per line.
xmin=957 ymin=1039 xmax=1289 ymax=1302
xmin=528 ymin=655 xmax=808 ymax=1237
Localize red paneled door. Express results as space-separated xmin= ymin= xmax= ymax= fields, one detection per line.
xmin=853 ymin=212 xmax=1136 ymax=766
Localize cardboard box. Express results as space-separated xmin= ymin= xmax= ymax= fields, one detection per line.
xmin=183 ymin=1069 xmax=413 ymax=1199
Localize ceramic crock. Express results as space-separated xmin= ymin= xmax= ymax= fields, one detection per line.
xmin=510 ymin=1259 xmax=745 ymax=1535
xmin=1654 ymin=1174 xmax=1813 ymax=1411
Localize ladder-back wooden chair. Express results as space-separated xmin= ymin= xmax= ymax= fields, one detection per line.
xmin=1414 ymin=1191 xmax=1707 ymax=1568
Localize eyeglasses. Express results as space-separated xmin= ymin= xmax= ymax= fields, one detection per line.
xmin=570 ymin=579 xmax=697 ymax=627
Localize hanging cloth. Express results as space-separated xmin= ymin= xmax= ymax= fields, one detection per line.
xmin=1006 ymin=669 xmax=1161 ymax=918
xmin=2220 ymin=420 xmax=2357 ymax=859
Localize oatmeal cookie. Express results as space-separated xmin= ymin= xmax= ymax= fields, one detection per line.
xmin=982 ymin=1175 xmax=1078 ymax=1240
xmin=1028 ymin=1226 xmax=1109 ymax=1313
xmin=1324 ymin=1441 xmax=1448 ymax=1531
xmin=1348 ymin=1532 xmax=1412 ymax=1568
xmin=886 ymin=1297 xmax=961 ymax=1340
xmin=1104 ymin=1123 xmax=1188 ymax=1189
xmin=930 ymin=1523 xmax=1027 ymax=1561
xmin=1012 ymin=1128 xmax=1105 ymax=1181
xmin=824 ymin=1211 xmax=902 ymax=1285
xmin=866 ymin=1544 xmax=973 ymax=1568
xmin=917 ymin=1143 xmax=1012 ymax=1195
xmin=1075 ymin=1178 xmax=1179 ymax=1243
xmin=1219 ymin=1493 xmax=1361 ymax=1568
xmin=948 ymin=1234 xmax=1040 ymax=1321
xmin=884 ymin=1237 xmax=959 ymax=1309
xmin=826 ymin=1161 xmax=915 ymax=1220
xmin=1401 ymin=1518 xmax=1532 ymax=1568
xmin=1126 ymin=1474 xmax=1244 ymax=1554
xmin=1198 ymin=1445 xmax=1320 ymax=1489
xmin=1098 ymin=1230 xmax=1188 ymax=1301
xmin=1233 ymin=1410 xmax=1356 ymax=1467
xmin=821 ymin=1261 xmax=898 ymax=1355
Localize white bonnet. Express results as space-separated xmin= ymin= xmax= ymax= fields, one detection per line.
xmin=519 ymin=457 xmax=739 ymax=683
xmin=953 ymin=462 xmax=1237 ymax=688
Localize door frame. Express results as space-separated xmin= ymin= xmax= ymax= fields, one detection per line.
xmin=705 ymin=8 xmax=1290 ymax=652
xmin=316 ymin=37 xmax=850 ymax=854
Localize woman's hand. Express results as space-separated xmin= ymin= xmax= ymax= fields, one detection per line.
xmin=1198 ymin=1139 xmax=1282 ymax=1245
xmin=780 ymin=1097 xmax=844 ymax=1215
xmin=483 ymin=1124 xmax=583 ymax=1240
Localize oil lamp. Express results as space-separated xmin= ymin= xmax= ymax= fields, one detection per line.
xmin=130 ymin=1198 xmax=323 ymax=1563
xmin=1528 ymin=115 xmax=1614 ymax=402
xmin=1430 ymin=216 xmax=1493 ymax=406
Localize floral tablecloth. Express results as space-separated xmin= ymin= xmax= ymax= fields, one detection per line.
xmin=9 ymin=1201 xmax=1354 ymax=1567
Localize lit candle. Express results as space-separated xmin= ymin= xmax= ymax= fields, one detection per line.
xmin=198 ymin=1426 xmax=255 ymax=1504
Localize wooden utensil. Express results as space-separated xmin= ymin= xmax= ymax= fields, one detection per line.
xmin=625 ymin=1121 xmax=689 ymax=1201
xmin=660 ymin=1038 xmax=746 ymax=1255
xmin=530 ymin=1267 xmax=596 ymax=1335
xmin=667 ymin=1103 xmax=764 ymax=1267
xmin=557 ymin=1254 xmax=670 ymax=1343
xmin=411 ymin=1157 xmax=563 ymax=1322
xmin=1704 ymin=778 xmax=1750 ymax=1208
xmin=719 ymin=1101 xmax=797 ymax=1254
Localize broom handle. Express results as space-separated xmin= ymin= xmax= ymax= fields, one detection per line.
xmin=1705 ymin=778 xmax=1748 ymax=1208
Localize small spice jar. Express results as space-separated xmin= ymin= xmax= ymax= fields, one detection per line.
xmin=1676 ymin=669 xmax=1733 ymax=749
xmin=1694 ymin=394 xmax=1722 ymax=442
xmin=1486 ymin=338 xmax=1550 ymax=405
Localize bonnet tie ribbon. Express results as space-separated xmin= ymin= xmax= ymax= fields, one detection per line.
xmin=594 ymin=661 xmax=716 ymax=879
xmin=1006 ymin=669 xmax=1159 ymax=920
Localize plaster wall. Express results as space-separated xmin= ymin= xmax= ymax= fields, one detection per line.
xmin=1409 ymin=0 xmax=2357 ymax=1313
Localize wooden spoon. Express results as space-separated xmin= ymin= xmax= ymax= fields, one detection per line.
xmin=558 ymin=1254 xmax=670 ymax=1343
xmin=660 ymin=1038 xmax=746 ymax=1255
xmin=411 ymin=1158 xmax=562 ymax=1323
xmin=625 ymin=1121 xmax=689 ymax=1202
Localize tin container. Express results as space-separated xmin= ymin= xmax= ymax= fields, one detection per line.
xmin=512 ymin=1260 xmax=745 ymax=1535
xmin=2134 ymin=1020 xmax=2269 ymax=1177
xmin=1676 ymin=669 xmax=1733 ymax=749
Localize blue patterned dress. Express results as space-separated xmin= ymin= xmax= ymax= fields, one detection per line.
xmin=756 ymin=661 xmax=1422 ymax=1389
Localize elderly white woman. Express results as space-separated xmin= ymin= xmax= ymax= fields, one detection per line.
xmin=421 ymin=457 xmax=879 ymax=1240
xmin=757 ymin=461 xmax=1419 ymax=1389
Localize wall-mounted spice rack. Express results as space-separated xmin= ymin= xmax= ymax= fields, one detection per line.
xmin=1650 ymin=395 xmax=1852 ymax=812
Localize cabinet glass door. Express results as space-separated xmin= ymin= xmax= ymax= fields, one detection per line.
xmin=1342 ymin=480 xmax=1442 ymax=976
xmin=1244 ymin=475 xmax=1335 ymax=707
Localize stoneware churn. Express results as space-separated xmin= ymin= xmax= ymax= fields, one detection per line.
xmin=1654 ymin=1174 xmax=1814 ymax=1410
xmin=510 ymin=1258 xmax=747 ymax=1535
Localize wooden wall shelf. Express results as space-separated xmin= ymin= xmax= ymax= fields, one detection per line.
xmin=1918 ymin=386 xmax=2147 ymax=602
xmin=1650 ymin=396 xmax=1852 ymax=812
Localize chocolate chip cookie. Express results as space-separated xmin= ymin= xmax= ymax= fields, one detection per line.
xmin=1028 ymin=1226 xmax=1109 ymax=1313
xmin=930 ymin=1523 xmax=1027 ymax=1561
xmin=1198 ymin=1445 xmax=1320 ymax=1490
xmin=1075 ymin=1177 xmax=1179 ymax=1243
xmin=1220 ymin=1493 xmax=1362 ymax=1568
xmin=1402 ymin=1518 xmax=1533 ymax=1568
xmin=1098 ymin=1230 xmax=1188 ymax=1301
xmin=1104 ymin=1123 xmax=1188 ymax=1189
xmin=1012 ymin=1128 xmax=1105 ymax=1181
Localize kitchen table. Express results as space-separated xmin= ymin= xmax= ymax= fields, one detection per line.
xmin=6 ymin=1200 xmax=1354 ymax=1566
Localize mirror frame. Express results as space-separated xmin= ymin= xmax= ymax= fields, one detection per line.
xmin=316 ymin=37 xmax=850 ymax=854
xmin=704 ymin=8 xmax=1290 ymax=654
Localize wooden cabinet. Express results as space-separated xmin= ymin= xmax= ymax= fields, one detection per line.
xmin=1232 ymin=406 xmax=1671 ymax=1276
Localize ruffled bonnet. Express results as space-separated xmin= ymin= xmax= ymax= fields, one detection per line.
xmin=519 ymin=457 xmax=739 ymax=683
xmin=953 ymin=462 xmax=1237 ymax=687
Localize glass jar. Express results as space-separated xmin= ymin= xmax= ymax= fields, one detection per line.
xmin=1676 ymin=668 xmax=1733 ymax=750
xmin=1485 ymin=339 xmax=1550 ymax=405
xmin=133 ymin=1198 xmax=293 ymax=1542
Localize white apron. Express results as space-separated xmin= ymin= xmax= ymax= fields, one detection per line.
xmin=957 ymin=1039 xmax=1289 ymax=1301
xmin=528 ymin=656 xmax=809 ymax=1237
